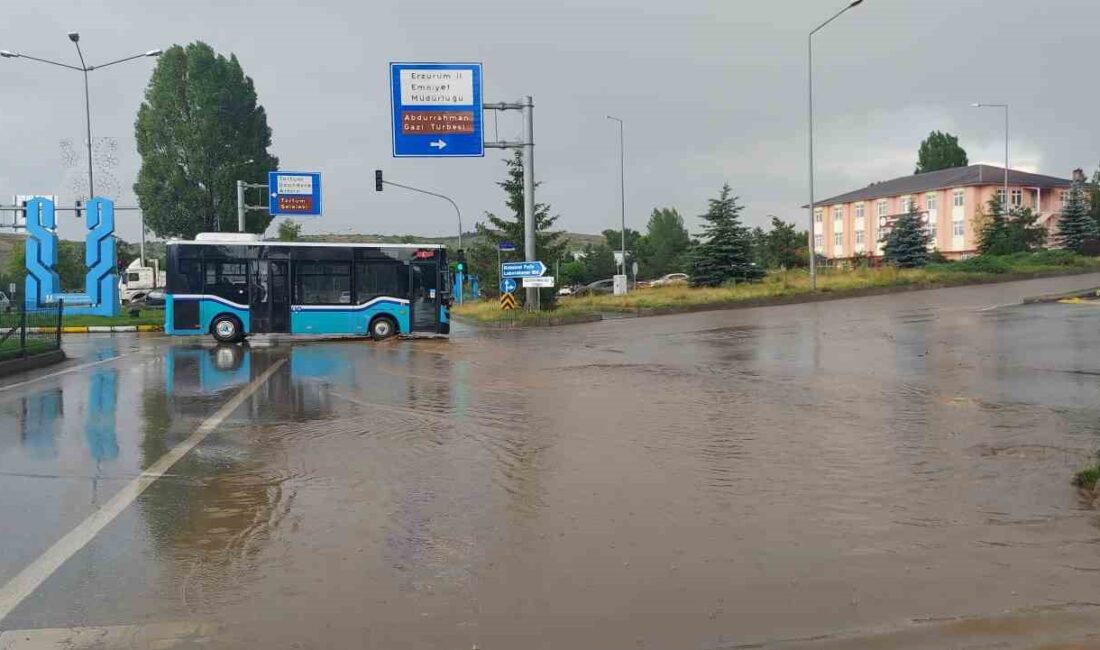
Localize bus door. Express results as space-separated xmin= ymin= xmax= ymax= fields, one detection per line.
xmin=250 ymin=260 xmax=290 ymax=333
xmin=410 ymin=261 xmax=440 ymax=333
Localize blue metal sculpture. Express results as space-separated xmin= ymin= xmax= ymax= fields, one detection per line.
xmin=24 ymin=197 xmax=120 ymax=316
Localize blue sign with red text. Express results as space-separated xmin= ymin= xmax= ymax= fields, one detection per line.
xmin=390 ymin=62 xmax=484 ymax=158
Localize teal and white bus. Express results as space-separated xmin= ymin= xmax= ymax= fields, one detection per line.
xmin=165 ymin=234 xmax=451 ymax=343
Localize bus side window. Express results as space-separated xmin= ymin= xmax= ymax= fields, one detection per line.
xmin=177 ymin=259 xmax=202 ymax=293
xmin=356 ymin=261 xmax=403 ymax=303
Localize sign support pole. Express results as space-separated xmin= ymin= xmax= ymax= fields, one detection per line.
xmin=522 ymin=96 xmax=537 ymax=310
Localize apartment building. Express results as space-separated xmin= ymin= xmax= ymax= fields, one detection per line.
xmin=812 ymin=165 xmax=1074 ymax=260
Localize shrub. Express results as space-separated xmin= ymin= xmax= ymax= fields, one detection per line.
xmin=948 ymin=256 xmax=1011 ymax=274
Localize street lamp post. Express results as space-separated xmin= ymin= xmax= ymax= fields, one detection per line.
xmin=606 ymin=115 xmax=626 ymax=280
xmin=808 ymin=0 xmax=864 ymax=291
xmin=972 ymin=103 xmax=1009 ymax=212
xmin=1 ymin=34 xmax=161 ymax=199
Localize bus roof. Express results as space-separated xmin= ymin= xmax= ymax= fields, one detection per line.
xmin=166 ymin=240 xmax=444 ymax=250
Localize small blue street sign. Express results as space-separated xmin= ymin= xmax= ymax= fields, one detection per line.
xmin=390 ymin=62 xmax=484 ymax=158
xmin=269 ymin=172 xmax=322 ymax=216
xmin=501 ymin=261 xmax=547 ymax=279
xmin=500 ymin=278 xmax=517 ymax=293
xmin=498 ymin=241 xmax=516 ymax=252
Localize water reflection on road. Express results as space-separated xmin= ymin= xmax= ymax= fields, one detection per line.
xmin=4 ymin=275 xmax=1100 ymax=648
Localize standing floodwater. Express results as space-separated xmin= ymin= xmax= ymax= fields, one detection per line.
xmin=2 ymin=274 xmax=1100 ymax=649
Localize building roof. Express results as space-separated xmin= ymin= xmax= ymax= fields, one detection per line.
xmin=815 ymin=165 xmax=1072 ymax=207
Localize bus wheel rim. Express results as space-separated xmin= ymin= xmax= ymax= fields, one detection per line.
xmin=217 ymin=321 xmax=235 ymax=337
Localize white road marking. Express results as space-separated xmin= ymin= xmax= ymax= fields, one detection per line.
xmin=0 ymin=353 xmax=137 ymax=393
xmin=0 ymin=621 xmax=216 ymax=649
xmin=0 ymin=358 xmax=286 ymax=625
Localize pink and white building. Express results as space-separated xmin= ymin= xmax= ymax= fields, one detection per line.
xmin=812 ymin=165 xmax=1076 ymax=260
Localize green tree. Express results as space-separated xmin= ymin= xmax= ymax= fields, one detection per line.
xmin=1057 ymin=175 xmax=1098 ymax=254
xmin=640 ymin=207 xmax=691 ymax=277
xmin=689 ymin=184 xmax=763 ymax=286
xmin=915 ymin=131 xmax=968 ymax=174
xmin=748 ymin=226 xmax=767 ymax=269
xmin=6 ymin=240 xmax=86 ymax=290
xmin=977 ymin=195 xmax=1047 ymax=255
xmin=579 ymin=243 xmax=617 ymax=282
xmin=559 ymin=259 xmax=588 ymax=286
xmin=472 ymin=151 xmax=567 ymax=304
xmin=763 ymin=216 xmax=808 ymax=269
xmin=882 ymin=204 xmax=932 ymax=267
xmin=134 ymin=42 xmax=279 ymax=238
xmin=277 ymin=220 xmax=302 ymax=241
xmin=601 ymin=227 xmax=643 ymax=274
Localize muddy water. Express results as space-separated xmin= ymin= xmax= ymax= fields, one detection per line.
xmin=5 ymin=275 xmax=1100 ymax=648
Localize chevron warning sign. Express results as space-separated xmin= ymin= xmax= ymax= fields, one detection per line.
xmin=500 ymin=292 xmax=517 ymax=310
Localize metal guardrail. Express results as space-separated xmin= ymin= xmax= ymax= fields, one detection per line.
xmin=0 ymin=300 xmax=63 ymax=361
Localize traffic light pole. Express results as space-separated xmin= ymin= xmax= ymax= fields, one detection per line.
xmin=374 ymin=174 xmax=465 ymax=304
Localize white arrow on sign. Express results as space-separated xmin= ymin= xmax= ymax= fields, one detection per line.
xmin=429 ymin=139 xmax=447 ymax=150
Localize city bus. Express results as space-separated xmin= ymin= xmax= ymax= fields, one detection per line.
xmin=164 ymin=234 xmax=450 ymax=343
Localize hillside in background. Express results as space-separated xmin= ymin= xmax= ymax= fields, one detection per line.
xmin=0 ymin=231 xmax=605 ymax=276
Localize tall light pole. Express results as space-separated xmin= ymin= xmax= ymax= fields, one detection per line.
xmin=1 ymin=34 xmax=162 ymax=199
xmin=972 ymin=103 xmax=1009 ymax=212
xmin=606 ymin=115 xmax=626 ymax=279
xmin=808 ymin=0 xmax=864 ymax=290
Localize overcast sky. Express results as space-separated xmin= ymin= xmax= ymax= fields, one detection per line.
xmin=2 ymin=0 xmax=1098 ymax=243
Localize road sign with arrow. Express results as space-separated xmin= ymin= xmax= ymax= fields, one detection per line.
xmin=390 ymin=62 xmax=484 ymax=158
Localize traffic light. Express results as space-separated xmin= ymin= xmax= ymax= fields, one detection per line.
xmin=74 ymin=199 xmax=82 ymax=220
xmin=455 ymin=249 xmax=466 ymax=273
xmin=375 ymin=169 xmax=383 ymax=192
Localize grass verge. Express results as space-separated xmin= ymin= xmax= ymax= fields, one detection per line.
xmin=1074 ymin=463 xmax=1100 ymax=491
xmin=455 ymin=252 xmax=1100 ymax=326
xmin=62 ymin=309 xmax=164 ymax=327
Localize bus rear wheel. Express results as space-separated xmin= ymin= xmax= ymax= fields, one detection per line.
xmin=370 ymin=316 xmax=397 ymax=341
xmin=211 ymin=315 xmax=244 ymax=344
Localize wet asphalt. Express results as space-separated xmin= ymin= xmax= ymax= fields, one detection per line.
xmin=3 ymin=274 xmax=1100 ymax=649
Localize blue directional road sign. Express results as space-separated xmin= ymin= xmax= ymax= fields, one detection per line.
xmin=501 ymin=261 xmax=547 ymax=279
xmin=390 ymin=62 xmax=484 ymax=158
xmin=500 ymin=278 xmax=517 ymax=293
xmin=498 ymin=240 xmax=516 ymax=252
xmin=269 ymin=172 xmax=322 ymax=216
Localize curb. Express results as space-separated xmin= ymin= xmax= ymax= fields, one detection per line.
xmin=1022 ymin=287 xmax=1100 ymax=304
xmin=25 ymin=325 xmax=164 ymax=334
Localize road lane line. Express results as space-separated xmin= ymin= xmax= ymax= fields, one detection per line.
xmin=0 ymin=358 xmax=287 ymax=625
xmin=0 ymin=353 xmax=138 ymax=393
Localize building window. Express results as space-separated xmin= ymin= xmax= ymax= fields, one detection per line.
xmin=833 ymin=206 xmax=843 ymax=222
xmin=1061 ymin=191 xmax=1070 ymax=206
xmin=295 ymin=261 xmax=351 ymax=305
xmin=928 ymin=215 xmax=937 ymax=240
xmin=900 ymin=195 xmax=913 ymax=213
xmin=876 ymin=199 xmax=888 ymax=218
xmin=953 ymin=220 xmax=965 ymax=237
xmin=834 ymin=232 xmax=843 ymax=247
xmin=855 ymin=202 xmax=865 ymax=219
xmin=953 ymin=189 xmax=965 ymax=207
xmin=814 ymin=208 xmax=823 ymax=223
xmin=855 ymin=230 xmax=865 ymax=244
xmin=926 ymin=193 xmax=937 ymax=211
xmin=1011 ymin=189 xmax=1022 ymax=207
xmin=814 ymin=234 xmax=824 ymax=250
xmin=996 ymin=189 xmax=1007 ymax=206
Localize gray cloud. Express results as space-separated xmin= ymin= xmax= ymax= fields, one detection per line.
xmin=2 ymin=0 xmax=1098 ymax=244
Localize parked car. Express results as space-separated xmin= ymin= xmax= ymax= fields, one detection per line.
xmin=557 ymin=285 xmax=576 ymax=296
xmin=573 ymin=278 xmax=615 ymax=296
xmin=648 ymin=273 xmax=689 ymax=287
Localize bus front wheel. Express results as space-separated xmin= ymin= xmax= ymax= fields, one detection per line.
xmin=211 ymin=315 xmax=244 ymax=344
xmin=370 ymin=316 xmax=397 ymax=341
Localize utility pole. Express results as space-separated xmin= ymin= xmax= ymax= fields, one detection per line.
xmin=237 ymin=180 xmax=246 ymax=232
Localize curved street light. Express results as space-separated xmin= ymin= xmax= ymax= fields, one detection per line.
xmin=0 ymin=33 xmax=162 ymax=198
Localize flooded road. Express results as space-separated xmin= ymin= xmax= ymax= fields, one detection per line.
xmin=4 ymin=273 xmax=1100 ymax=649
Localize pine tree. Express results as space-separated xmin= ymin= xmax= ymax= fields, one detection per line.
xmin=882 ymin=204 xmax=931 ymax=268
xmin=689 ymin=185 xmax=763 ymax=286
xmin=979 ymin=195 xmax=1047 ymax=255
xmin=1056 ymin=177 xmax=1098 ymax=254
xmin=469 ymin=151 xmax=566 ymax=300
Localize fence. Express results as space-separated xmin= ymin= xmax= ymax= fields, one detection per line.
xmin=0 ymin=300 xmax=63 ymax=362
